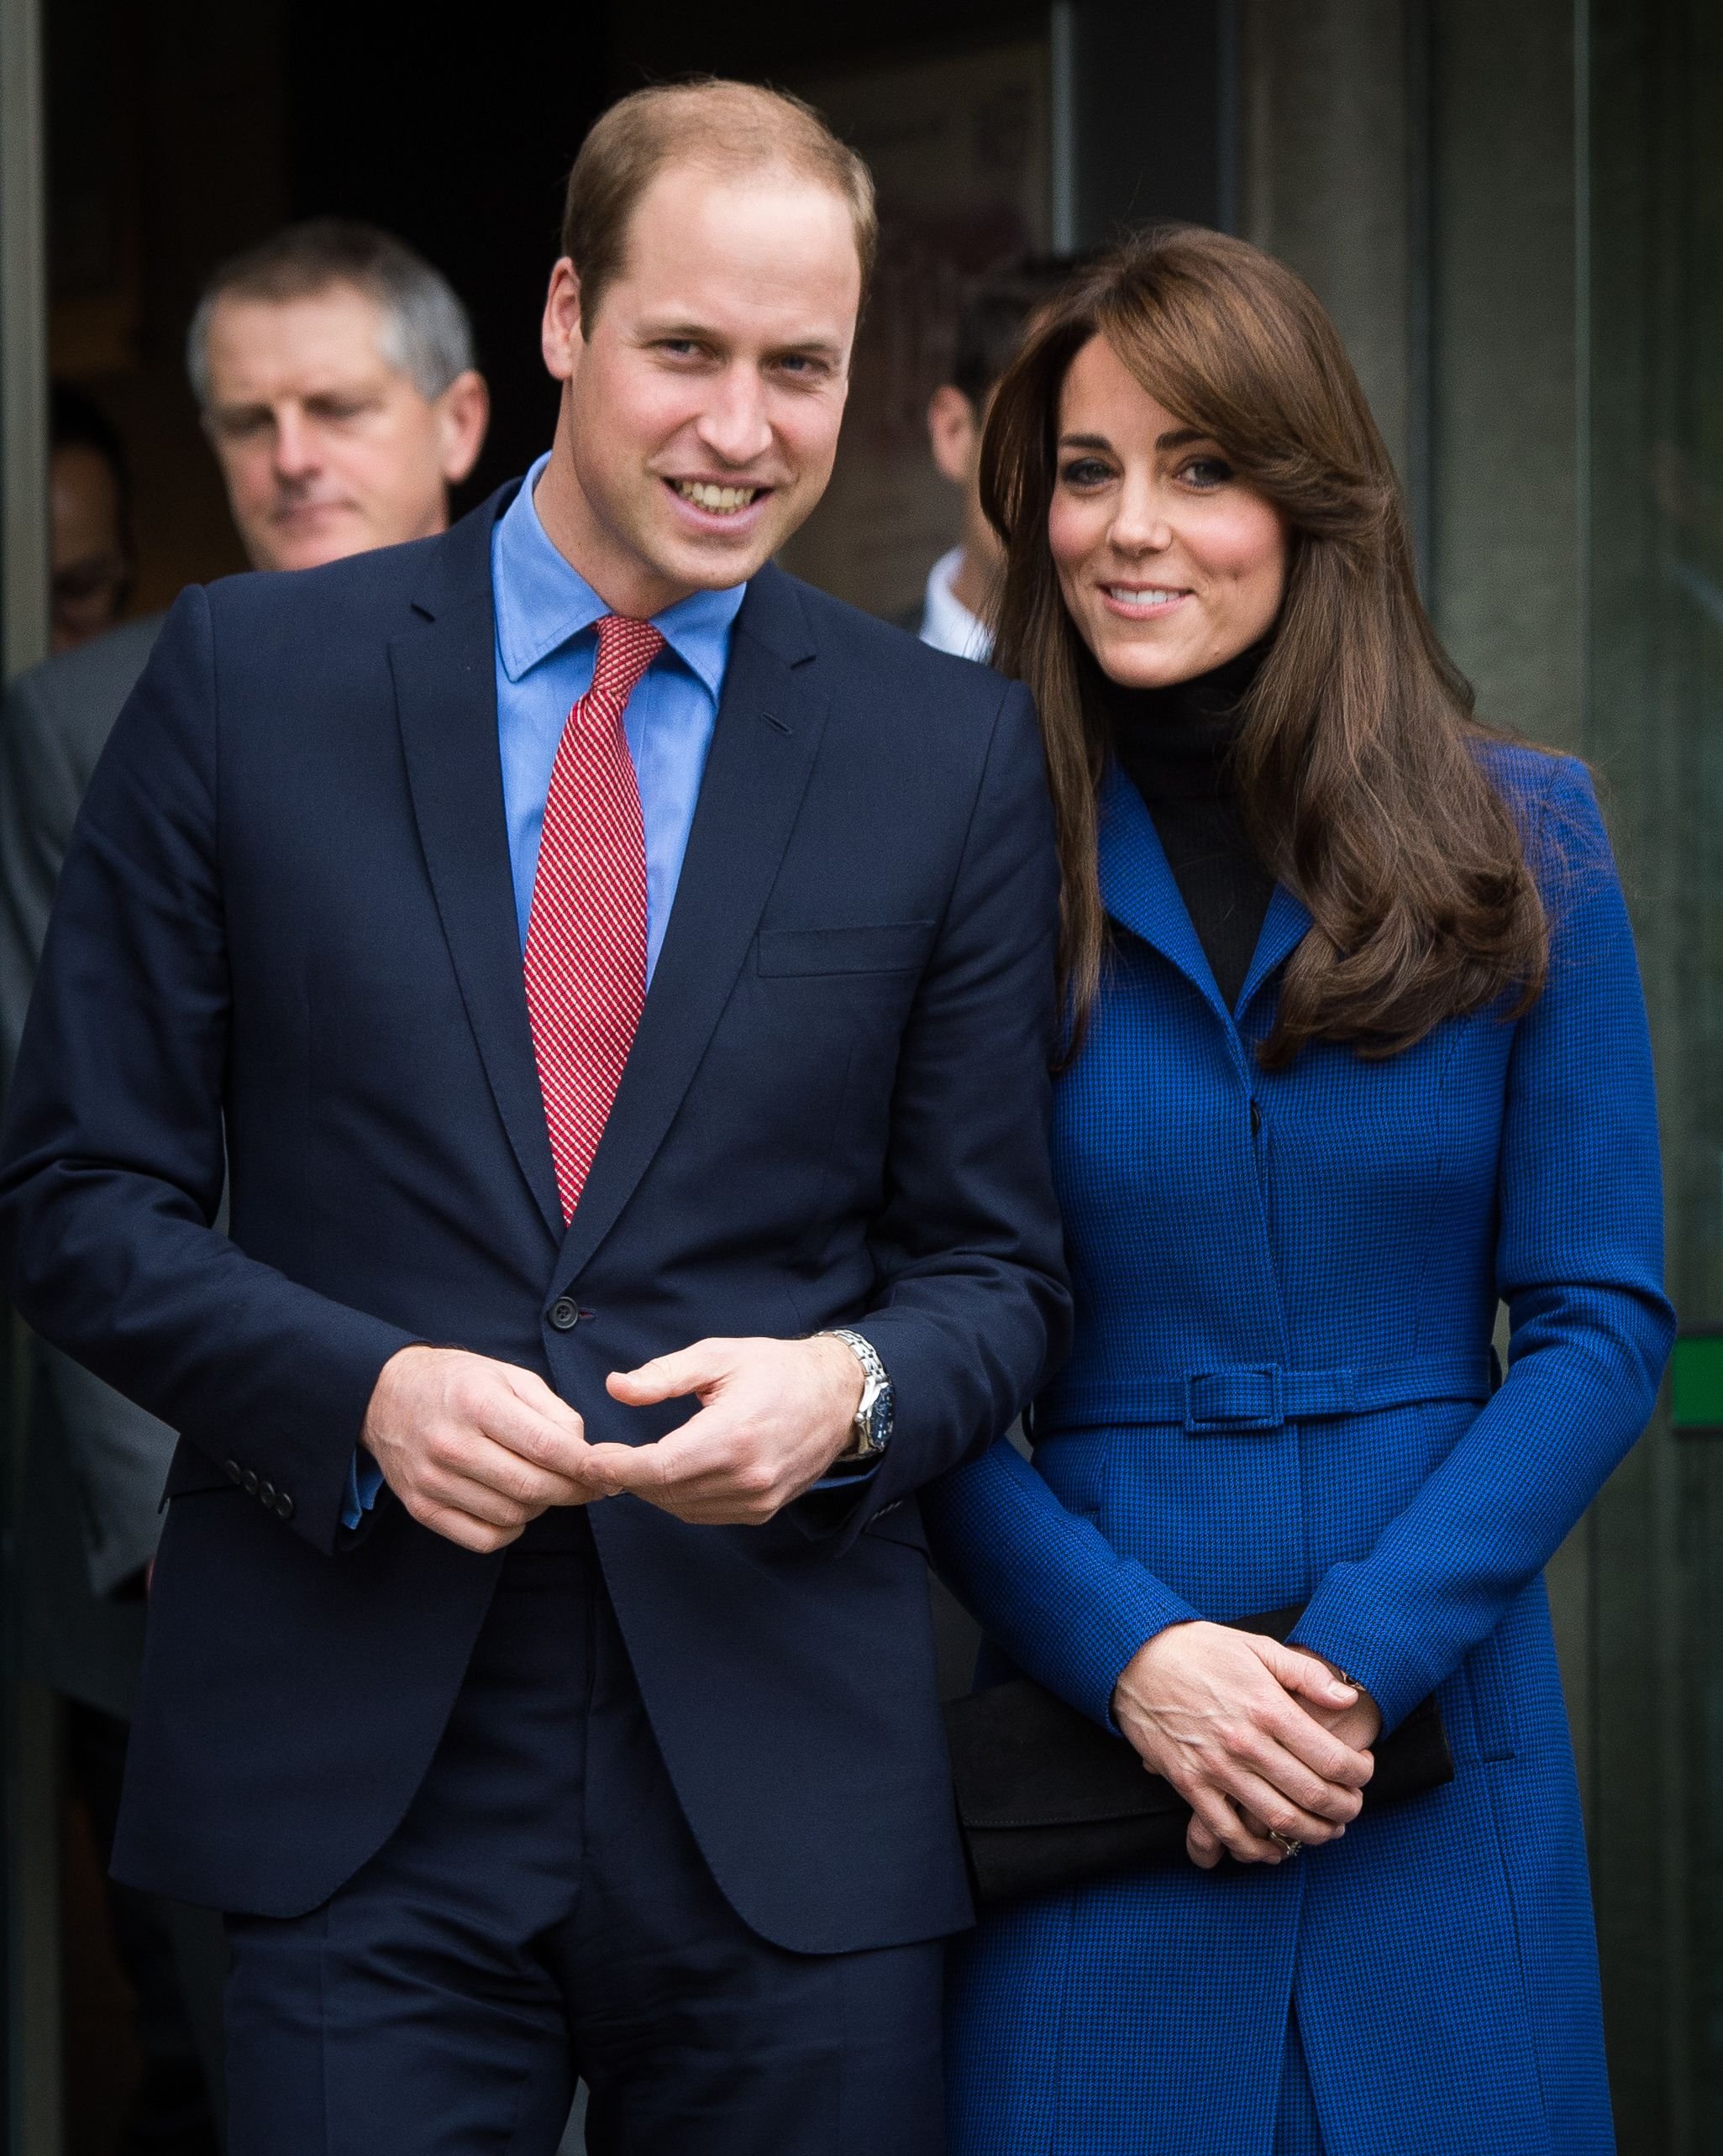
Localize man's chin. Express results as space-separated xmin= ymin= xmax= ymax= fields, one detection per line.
xmin=252 ymin=510 xmax=374 ymax=574
xmin=651 ymin=517 xmax=790 ymax=597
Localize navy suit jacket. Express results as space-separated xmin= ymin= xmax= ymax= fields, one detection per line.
xmin=0 ymin=486 xmax=1070 ymax=1949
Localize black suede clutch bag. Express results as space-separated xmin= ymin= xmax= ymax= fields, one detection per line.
xmin=943 ymin=1607 xmax=1454 ymax=1908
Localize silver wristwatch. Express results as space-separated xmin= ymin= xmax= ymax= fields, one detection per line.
xmin=819 ymin=1328 xmax=895 ymax=1461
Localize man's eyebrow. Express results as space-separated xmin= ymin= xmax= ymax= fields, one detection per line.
xmin=641 ymin=319 xmax=845 ymax=360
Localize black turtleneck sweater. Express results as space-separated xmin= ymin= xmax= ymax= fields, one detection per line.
xmin=1102 ymin=643 xmax=1277 ymax=1013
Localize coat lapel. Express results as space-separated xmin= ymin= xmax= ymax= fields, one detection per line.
xmin=1100 ymin=763 xmax=1315 ymax=1029
xmin=390 ymin=488 xmax=565 ymax=1241
xmin=1237 ymin=881 xmax=1315 ymax=1020
xmin=1098 ymin=764 xmax=1234 ymax=1029
xmin=554 ymin=564 xmax=827 ymax=1283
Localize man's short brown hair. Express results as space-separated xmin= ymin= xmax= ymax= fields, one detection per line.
xmin=560 ymin=78 xmax=877 ymax=327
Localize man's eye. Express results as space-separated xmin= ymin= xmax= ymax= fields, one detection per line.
xmin=658 ymin=341 xmax=708 ymax=360
xmin=1058 ymin=458 xmax=1113 ymax=487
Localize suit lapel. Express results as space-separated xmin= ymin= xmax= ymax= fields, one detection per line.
xmin=555 ymin=565 xmax=827 ymax=1283
xmin=390 ymin=490 xmax=565 ymax=1241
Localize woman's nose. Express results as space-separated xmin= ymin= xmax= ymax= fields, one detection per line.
xmin=1106 ymin=475 xmax=1174 ymax=554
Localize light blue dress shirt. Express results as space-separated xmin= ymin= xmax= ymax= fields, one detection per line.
xmin=342 ymin=455 xmax=746 ymax=1527
xmin=493 ymin=454 xmax=746 ymax=972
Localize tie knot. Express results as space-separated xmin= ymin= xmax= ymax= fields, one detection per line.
xmin=592 ymin=613 xmax=665 ymax=706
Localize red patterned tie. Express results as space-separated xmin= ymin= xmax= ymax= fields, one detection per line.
xmin=523 ymin=612 xmax=665 ymax=1222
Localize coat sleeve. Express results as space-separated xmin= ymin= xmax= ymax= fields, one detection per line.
xmin=1290 ymin=756 xmax=1676 ymax=1729
xmin=922 ymin=1432 xmax=1201 ymax=1725
xmin=0 ymin=586 xmax=419 ymax=1558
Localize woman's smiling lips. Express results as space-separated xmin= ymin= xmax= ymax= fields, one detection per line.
xmin=1097 ymin=582 xmax=1195 ymax=620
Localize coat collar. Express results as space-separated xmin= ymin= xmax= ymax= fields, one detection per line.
xmin=391 ymin=488 xmax=823 ymax=1263
xmin=1097 ymin=762 xmax=1312 ymax=1031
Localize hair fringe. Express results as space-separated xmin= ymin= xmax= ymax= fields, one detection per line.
xmin=981 ymin=226 xmax=1552 ymax=1069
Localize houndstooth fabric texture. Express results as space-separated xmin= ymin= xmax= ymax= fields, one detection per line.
xmin=926 ymin=744 xmax=1674 ymax=2156
xmin=523 ymin=613 xmax=663 ymax=1220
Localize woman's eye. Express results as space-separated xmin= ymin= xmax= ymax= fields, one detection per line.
xmin=1180 ymin=455 xmax=1234 ymax=489
xmin=1058 ymin=458 xmax=1113 ymax=488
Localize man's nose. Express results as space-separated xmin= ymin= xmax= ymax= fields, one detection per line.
xmin=694 ymin=369 xmax=774 ymax=467
xmin=271 ymin=407 xmax=320 ymax=480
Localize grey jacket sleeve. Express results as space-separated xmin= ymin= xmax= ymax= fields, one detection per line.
xmin=1 ymin=622 xmax=181 ymax=1594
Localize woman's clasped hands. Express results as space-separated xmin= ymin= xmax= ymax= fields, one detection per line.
xmin=1111 ymin=1621 xmax=1381 ymax=1869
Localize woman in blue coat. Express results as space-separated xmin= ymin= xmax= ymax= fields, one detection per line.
xmin=924 ymin=228 xmax=1673 ymax=2155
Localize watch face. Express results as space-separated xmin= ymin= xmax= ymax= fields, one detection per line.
xmin=861 ymin=1389 xmax=893 ymax=1453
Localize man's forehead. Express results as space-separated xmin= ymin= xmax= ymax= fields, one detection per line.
xmin=204 ymin=282 xmax=400 ymax=397
xmin=612 ymin=160 xmax=861 ymax=316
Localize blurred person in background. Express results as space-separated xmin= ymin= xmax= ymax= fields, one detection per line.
xmin=915 ymin=258 xmax=1080 ymax=660
xmin=50 ymin=383 xmax=137 ymax=653
xmin=0 ymin=219 xmax=489 ymax=2156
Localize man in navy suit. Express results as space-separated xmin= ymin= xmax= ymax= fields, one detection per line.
xmin=0 ymin=77 xmax=1067 ymax=2156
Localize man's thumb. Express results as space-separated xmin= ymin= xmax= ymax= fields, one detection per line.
xmin=607 ymin=1343 xmax=724 ymax=1406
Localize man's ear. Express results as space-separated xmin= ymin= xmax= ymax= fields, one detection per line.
xmin=436 ymin=371 xmax=491 ymax=485
xmin=542 ymin=258 xmax=586 ymax=383
xmin=926 ymin=385 xmax=981 ymax=488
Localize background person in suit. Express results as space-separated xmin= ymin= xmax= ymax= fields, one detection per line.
xmin=915 ymin=259 xmax=1080 ymax=662
xmin=49 ymin=383 xmax=137 ymax=655
xmin=923 ymin=228 xmax=1673 ymax=2154
xmin=0 ymin=221 xmax=490 ymax=2155
xmin=0 ymin=79 xmax=1067 ymax=2156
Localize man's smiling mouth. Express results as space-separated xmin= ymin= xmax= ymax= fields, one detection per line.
xmin=670 ymin=480 xmax=764 ymax=515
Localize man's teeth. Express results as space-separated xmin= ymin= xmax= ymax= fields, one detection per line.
xmin=675 ymin=480 xmax=759 ymax=514
xmin=1106 ymin=586 xmax=1184 ymax=608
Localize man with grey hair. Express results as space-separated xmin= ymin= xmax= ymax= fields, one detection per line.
xmin=188 ymin=218 xmax=489 ymax=571
xmin=0 ymin=217 xmax=489 ymax=2154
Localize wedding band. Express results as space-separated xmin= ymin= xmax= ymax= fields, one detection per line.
xmin=1269 ymin=1831 xmax=1304 ymax=1858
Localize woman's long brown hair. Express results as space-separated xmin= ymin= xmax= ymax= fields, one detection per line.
xmin=981 ymin=227 xmax=1548 ymax=1067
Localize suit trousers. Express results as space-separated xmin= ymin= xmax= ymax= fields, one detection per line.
xmin=222 ymin=1508 xmax=947 ymax=2156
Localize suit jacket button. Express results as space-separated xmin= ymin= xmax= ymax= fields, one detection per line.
xmin=274 ymin=1492 xmax=295 ymax=1521
xmin=241 ymin=1469 xmax=259 ymax=1497
xmin=223 ymin=1459 xmax=242 ymax=1483
xmin=259 ymin=1481 xmax=276 ymax=1508
xmin=549 ymin=1297 xmax=580 ymax=1331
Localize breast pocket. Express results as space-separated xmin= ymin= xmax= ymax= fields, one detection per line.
xmin=754 ymin=922 xmax=934 ymax=978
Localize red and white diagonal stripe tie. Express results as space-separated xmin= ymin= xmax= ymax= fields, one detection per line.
xmin=523 ymin=612 xmax=665 ymax=1222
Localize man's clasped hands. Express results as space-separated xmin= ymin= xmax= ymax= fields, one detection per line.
xmin=364 ymin=1340 xmax=1378 ymax=1877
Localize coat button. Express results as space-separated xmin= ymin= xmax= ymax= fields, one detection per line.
xmin=259 ymin=1481 xmax=276 ymax=1508
xmin=241 ymin=1469 xmax=259 ymax=1497
xmin=274 ymin=1492 xmax=295 ymax=1521
xmin=223 ymin=1459 xmax=242 ymax=1483
xmin=549 ymin=1297 xmax=580 ymax=1331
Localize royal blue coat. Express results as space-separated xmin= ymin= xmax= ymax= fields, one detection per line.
xmin=924 ymin=745 xmax=1674 ymax=2155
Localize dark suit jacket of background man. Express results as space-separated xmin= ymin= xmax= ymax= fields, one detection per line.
xmin=0 ymin=615 xmax=171 ymax=1713
xmin=0 ymin=482 xmax=1070 ymax=1951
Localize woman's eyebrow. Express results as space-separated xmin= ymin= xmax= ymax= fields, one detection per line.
xmin=1156 ymin=427 xmax=1208 ymax=449
xmin=1058 ymin=433 xmax=1114 ymax=452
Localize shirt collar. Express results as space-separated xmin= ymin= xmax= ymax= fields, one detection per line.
xmin=493 ymin=452 xmax=747 ymax=699
xmin=919 ymin=545 xmax=992 ymax=663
